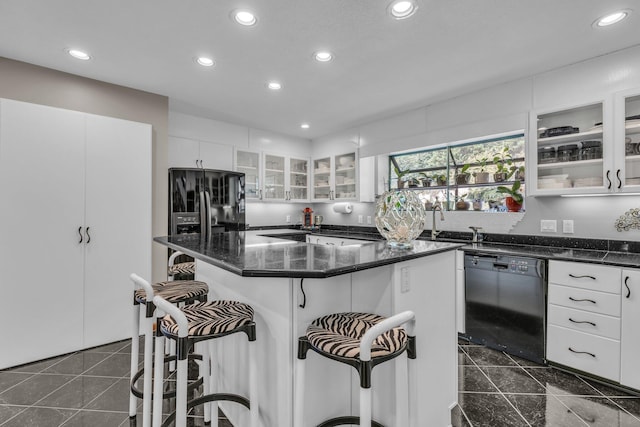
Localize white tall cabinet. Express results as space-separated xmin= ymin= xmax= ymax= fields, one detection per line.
xmin=0 ymin=98 xmax=151 ymax=368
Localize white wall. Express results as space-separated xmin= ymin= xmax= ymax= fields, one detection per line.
xmin=312 ymin=45 xmax=640 ymax=240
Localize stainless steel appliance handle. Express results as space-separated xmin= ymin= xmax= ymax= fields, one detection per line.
xmin=204 ymin=191 xmax=212 ymax=232
xmin=199 ymin=191 xmax=207 ymax=232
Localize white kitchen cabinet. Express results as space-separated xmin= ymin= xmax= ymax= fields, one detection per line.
xmin=621 ymin=269 xmax=640 ymax=389
xmin=83 ymin=114 xmax=152 ymax=347
xmin=312 ymin=151 xmax=358 ymax=202
xmin=0 ymin=99 xmax=151 ymax=369
xmin=546 ymin=260 xmax=621 ymax=382
xmin=529 ymin=100 xmax=612 ymax=196
xmin=529 ymin=91 xmax=640 ymax=196
xmin=613 ymin=89 xmax=640 ymax=192
xmin=235 ymin=149 xmax=309 ymax=202
xmin=169 ymin=136 xmax=233 ymax=169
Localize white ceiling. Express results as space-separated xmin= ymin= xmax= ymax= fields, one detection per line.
xmin=1 ymin=1 xmax=639 ymax=139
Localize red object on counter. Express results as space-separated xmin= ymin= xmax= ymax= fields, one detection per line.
xmin=303 ymin=207 xmax=314 ymax=227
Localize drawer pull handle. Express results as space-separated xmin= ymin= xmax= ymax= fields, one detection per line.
xmin=569 ymin=297 xmax=597 ymax=304
xmin=625 ymin=276 xmax=631 ymax=299
xmin=568 ymin=347 xmax=596 ymax=358
xmin=569 ymin=318 xmax=596 ymax=327
xmin=569 ymin=273 xmax=596 ymax=280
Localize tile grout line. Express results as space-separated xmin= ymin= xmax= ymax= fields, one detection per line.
xmin=459 ymin=346 xmax=532 ymax=427
xmin=0 ymin=351 xmax=81 ymax=427
xmin=502 ymin=352 xmax=591 ymax=426
xmin=573 ymin=373 xmax=640 ymax=423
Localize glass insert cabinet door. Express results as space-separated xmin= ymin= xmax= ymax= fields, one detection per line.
xmin=263 ymin=154 xmax=285 ymax=200
xmin=623 ymin=94 xmax=640 ymax=189
xmin=533 ymin=102 xmax=606 ymax=194
xmin=236 ymin=150 xmax=260 ymax=199
xmin=289 ymin=157 xmax=308 ymax=201
xmin=334 ymin=152 xmax=356 ymax=199
xmin=313 ymin=157 xmax=332 ymax=200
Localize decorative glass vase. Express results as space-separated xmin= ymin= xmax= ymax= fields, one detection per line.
xmin=374 ymin=190 xmax=426 ymax=248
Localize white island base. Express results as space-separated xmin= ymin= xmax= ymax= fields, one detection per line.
xmin=196 ymin=250 xmax=457 ymax=427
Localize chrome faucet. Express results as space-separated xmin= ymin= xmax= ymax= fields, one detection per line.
xmin=431 ymin=205 xmax=445 ymax=240
xmin=469 ymin=226 xmax=483 ymax=243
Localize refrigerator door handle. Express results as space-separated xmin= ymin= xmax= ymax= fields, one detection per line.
xmin=199 ymin=191 xmax=207 ymax=235
xmin=204 ymin=191 xmax=212 ymax=234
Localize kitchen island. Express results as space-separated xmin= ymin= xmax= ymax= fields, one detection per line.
xmin=154 ymin=231 xmax=462 ymax=427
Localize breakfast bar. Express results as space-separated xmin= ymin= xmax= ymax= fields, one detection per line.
xmin=155 ymin=231 xmax=462 ymax=427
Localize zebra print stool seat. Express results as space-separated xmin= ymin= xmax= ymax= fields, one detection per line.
xmin=152 ymin=296 xmax=260 ymax=427
xmin=167 ymin=261 xmax=195 ymax=278
xmin=129 ymin=274 xmax=209 ymax=427
xmin=295 ymin=311 xmax=416 ymax=427
xmin=134 ymin=280 xmax=208 ymax=306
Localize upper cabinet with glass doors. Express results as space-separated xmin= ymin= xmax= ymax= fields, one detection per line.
xmin=529 ymin=101 xmax=611 ymax=196
xmin=312 ymin=151 xmax=358 ymax=202
xmin=235 ymin=149 xmax=309 ymax=202
xmin=616 ymin=91 xmax=640 ymax=192
xmin=530 ymin=93 xmax=640 ymax=196
xmin=235 ymin=149 xmax=261 ymax=200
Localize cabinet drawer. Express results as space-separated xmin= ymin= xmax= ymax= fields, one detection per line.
xmin=549 ymin=261 xmax=621 ymax=293
xmin=549 ymin=283 xmax=621 ymax=317
xmin=548 ymin=304 xmax=620 ymax=340
xmin=547 ymin=324 xmax=620 ymax=381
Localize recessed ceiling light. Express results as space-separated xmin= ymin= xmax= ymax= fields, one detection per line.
xmin=267 ymin=81 xmax=282 ymax=90
xmin=233 ymin=10 xmax=257 ymax=26
xmin=314 ymin=51 xmax=333 ymax=62
xmin=68 ymin=49 xmax=91 ymax=60
xmin=196 ymin=57 xmax=215 ymax=67
xmin=301 ymin=123 xmax=310 ymax=129
xmin=594 ymin=10 xmax=630 ymax=27
xmin=389 ymin=0 xmax=418 ymax=20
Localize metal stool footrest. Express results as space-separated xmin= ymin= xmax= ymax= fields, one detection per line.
xmin=130 ymin=353 xmax=203 ymax=399
xmin=160 ymin=393 xmax=251 ymax=427
xmin=318 ymin=416 xmax=384 ymax=427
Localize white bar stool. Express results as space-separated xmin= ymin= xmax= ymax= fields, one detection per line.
xmin=152 ymin=295 xmax=260 ymax=427
xmin=294 ymin=311 xmax=416 ymax=427
xmin=167 ymin=251 xmax=195 ymax=281
xmin=128 ymin=273 xmax=209 ymax=427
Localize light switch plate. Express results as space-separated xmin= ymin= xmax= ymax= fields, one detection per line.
xmin=401 ymin=267 xmax=410 ymax=293
xmin=541 ymin=219 xmax=557 ymax=232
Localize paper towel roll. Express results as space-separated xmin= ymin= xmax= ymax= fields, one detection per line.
xmin=332 ymin=202 xmax=353 ymax=214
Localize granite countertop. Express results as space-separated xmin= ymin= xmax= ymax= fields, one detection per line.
xmin=154 ymin=231 xmax=462 ymax=278
xmin=460 ymin=243 xmax=640 ymax=268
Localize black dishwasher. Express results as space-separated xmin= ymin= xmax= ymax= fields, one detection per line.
xmin=463 ymin=253 xmax=547 ymax=364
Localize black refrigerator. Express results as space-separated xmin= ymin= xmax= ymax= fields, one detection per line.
xmin=169 ymin=168 xmax=246 ymax=237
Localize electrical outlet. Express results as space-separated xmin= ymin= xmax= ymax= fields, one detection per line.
xmin=401 ymin=267 xmax=410 ymax=293
xmin=540 ymin=219 xmax=557 ymax=233
xmin=563 ymin=219 xmax=574 ymax=234
xmin=358 ymin=215 xmax=363 ymax=224
xmin=286 ymin=215 xmax=291 ymax=223
xmin=367 ymin=215 xmax=372 ymax=225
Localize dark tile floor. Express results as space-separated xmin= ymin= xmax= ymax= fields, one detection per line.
xmin=454 ymin=339 xmax=640 ymax=427
xmin=4 ymin=338 xmax=640 ymax=426
xmin=0 ymin=339 xmax=232 ymax=426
